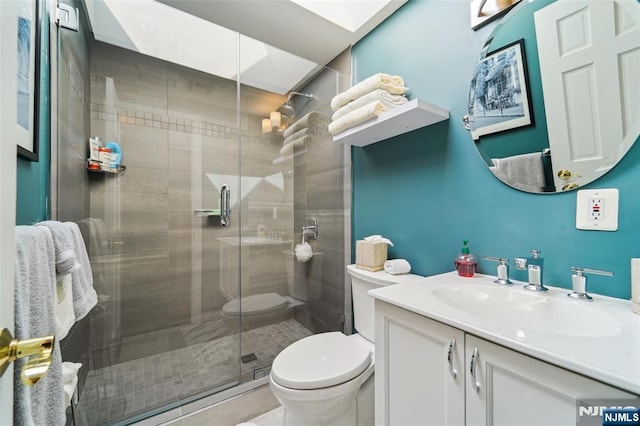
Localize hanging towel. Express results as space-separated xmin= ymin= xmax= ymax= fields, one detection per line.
xmin=328 ymin=101 xmax=388 ymax=136
xmin=61 ymin=362 xmax=82 ymax=408
xmin=283 ymin=112 xmax=329 ymax=138
xmin=490 ymin=152 xmax=546 ymax=191
xmin=66 ymin=222 xmax=98 ymax=321
xmin=330 ymin=73 xmax=408 ymax=111
xmin=54 ymin=274 xmax=74 ymax=340
xmin=384 ymin=259 xmax=412 ymax=275
xmin=35 ymin=221 xmax=80 ymax=275
xmin=14 ymin=226 xmax=65 ymax=426
xmin=332 ymin=89 xmax=408 ymax=121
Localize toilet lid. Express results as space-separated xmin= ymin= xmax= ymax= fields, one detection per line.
xmin=271 ymin=332 xmax=371 ymax=390
xmin=222 ymin=293 xmax=289 ymax=317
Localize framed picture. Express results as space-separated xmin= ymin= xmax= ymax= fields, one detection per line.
xmin=16 ymin=0 xmax=41 ymax=162
xmin=470 ymin=0 xmax=523 ymax=30
xmin=468 ymin=39 xmax=534 ymax=140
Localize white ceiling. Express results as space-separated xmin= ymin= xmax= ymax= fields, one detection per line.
xmin=84 ymin=0 xmax=408 ymax=95
xmin=156 ymin=0 xmax=408 ymax=66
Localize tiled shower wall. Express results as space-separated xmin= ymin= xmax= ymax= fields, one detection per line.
xmin=88 ymin=42 xmax=295 ymax=356
xmin=292 ymin=50 xmax=352 ymax=334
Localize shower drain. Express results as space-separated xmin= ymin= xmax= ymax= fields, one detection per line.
xmin=240 ymin=353 xmax=258 ymax=363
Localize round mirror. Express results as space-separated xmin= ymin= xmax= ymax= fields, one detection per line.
xmin=467 ymin=0 xmax=640 ymax=193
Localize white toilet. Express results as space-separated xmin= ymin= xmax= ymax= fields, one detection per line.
xmin=269 ymin=264 xmax=423 ymax=426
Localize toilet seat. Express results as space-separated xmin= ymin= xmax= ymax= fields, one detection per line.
xmin=221 ymin=293 xmax=289 ymax=317
xmin=271 ymin=332 xmax=371 ymax=390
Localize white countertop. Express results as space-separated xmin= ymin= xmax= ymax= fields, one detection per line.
xmin=369 ymin=271 xmax=640 ymax=395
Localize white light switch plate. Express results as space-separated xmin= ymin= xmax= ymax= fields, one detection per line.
xmin=576 ymin=188 xmax=619 ymax=231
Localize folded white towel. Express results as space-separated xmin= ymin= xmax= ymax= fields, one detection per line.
xmin=283 ymin=128 xmax=308 ymax=145
xmin=328 ymin=101 xmax=387 ymax=136
xmin=332 ymin=89 xmax=408 ymax=121
xmin=384 ymin=259 xmax=412 ymax=275
xmin=280 ymin=134 xmax=311 ymax=156
xmin=331 ymin=73 xmax=408 ymax=111
xmin=283 ymin=112 xmax=329 ymax=138
xmin=54 ymin=274 xmax=74 ymax=340
xmin=67 ymin=222 xmax=98 ymax=321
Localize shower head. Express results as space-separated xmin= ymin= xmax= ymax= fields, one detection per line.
xmin=277 ymin=92 xmax=314 ymax=122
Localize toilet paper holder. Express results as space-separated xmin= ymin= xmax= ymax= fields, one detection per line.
xmin=301 ymin=218 xmax=318 ymax=243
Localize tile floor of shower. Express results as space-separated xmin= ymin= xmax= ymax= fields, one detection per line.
xmin=74 ymin=318 xmax=312 ymax=425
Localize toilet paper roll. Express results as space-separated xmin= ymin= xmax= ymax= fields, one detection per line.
xmin=295 ymin=242 xmax=313 ymax=263
xmin=384 ymin=259 xmax=411 ymax=275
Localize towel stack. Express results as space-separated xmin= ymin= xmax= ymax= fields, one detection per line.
xmin=328 ymin=73 xmax=409 ymax=136
xmin=280 ymin=111 xmax=329 ymax=156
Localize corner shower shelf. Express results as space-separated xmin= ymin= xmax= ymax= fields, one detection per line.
xmin=332 ymin=98 xmax=449 ymax=147
xmin=86 ymin=160 xmax=126 ymax=176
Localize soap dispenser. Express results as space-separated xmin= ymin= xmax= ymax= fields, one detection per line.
xmin=455 ymin=240 xmax=477 ymax=277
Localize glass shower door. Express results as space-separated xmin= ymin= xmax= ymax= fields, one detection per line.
xmin=54 ymin=9 xmax=245 ymax=423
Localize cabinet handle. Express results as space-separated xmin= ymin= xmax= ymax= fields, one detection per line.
xmin=447 ymin=338 xmax=457 ymax=379
xmin=470 ymin=347 xmax=481 ymax=393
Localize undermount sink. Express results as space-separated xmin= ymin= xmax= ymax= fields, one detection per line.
xmin=432 ymin=285 xmax=623 ymax=338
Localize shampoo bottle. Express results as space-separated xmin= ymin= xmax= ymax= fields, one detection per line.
xmin=455 ymin=240 xmax=477 ymax=277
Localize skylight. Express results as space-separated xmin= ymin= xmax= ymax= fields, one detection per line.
xmin=290 ymin=0 xmax=393 ymax=32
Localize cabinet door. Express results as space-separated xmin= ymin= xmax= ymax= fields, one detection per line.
xmin=465 ymin=335 xmax=634 ymax=426
xmin=375 ymin=301 xmax=465 ymax=426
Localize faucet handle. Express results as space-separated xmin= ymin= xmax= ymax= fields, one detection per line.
xmin=482 ymin=257 xmax=512 ymax=285
xmin=531 ymin=249 xmax=542 ymax=258
xmin=568 ymin=266 xmax=614 ymax=301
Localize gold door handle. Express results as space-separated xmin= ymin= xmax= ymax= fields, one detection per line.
xmin=0 ymin=328 xmax=55 ymax=386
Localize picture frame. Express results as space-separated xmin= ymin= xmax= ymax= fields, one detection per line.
xmin=468 ymin=39 xmax=534 ymax=140
xmin=16 ymin=0 xmax=41 ymax=162
xmin=470 ymin=0 xmax=523 ymax=30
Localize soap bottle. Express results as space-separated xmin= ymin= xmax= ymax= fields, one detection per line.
xmin=455 ymin=240 xmax=477 ymax=277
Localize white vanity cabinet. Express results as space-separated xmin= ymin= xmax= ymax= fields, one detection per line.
xmin=375 ymin=300 xmax=634 ymax=426
xmin=375 ymin=300 xmax=465 ymax=426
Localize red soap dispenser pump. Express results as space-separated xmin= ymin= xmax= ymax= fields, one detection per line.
xmin=455 ymin=240 xmax=477 ymax=277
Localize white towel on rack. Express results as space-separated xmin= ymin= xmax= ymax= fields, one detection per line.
xmin=332 ymin=89 xmax=407 ymax=121
xmin=328 ymin=101 xmax=388 ymax=136
xmin=331 ymin=73 xmax=408 ymax=111
xmin=35 ymin=221 xmax=81 ymax=275
xmin=490 ymin=152 xmax=546 ymax=191
xmin=54 ymin=274 xmax=74 ymax=340
xmin=67 ymin=222 xmax=98 ymax=321
xmin=14 ymin=226 xmax=65 ymax=426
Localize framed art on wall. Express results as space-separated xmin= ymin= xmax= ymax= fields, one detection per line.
xmin=16 ymin=0 xmax=41 ymax=162
xmin=468 ymin=39 xmax=534 ymax=140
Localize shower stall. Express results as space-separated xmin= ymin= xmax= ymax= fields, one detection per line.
xmin=52 ymin=1 xmax=352 ymax=424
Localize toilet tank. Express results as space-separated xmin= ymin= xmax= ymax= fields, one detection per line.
xmin=346 ymin=264 xmax=423 ymax=342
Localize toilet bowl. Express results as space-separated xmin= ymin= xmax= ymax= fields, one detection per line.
xmin=269 ymin=264 xmax=424 ymax=426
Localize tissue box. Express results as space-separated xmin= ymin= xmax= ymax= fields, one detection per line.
xmin=356 ymin=240 xmax=387 ymax=272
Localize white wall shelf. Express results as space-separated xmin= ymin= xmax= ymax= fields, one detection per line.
xmin=332 ymin=98 xmax=449 ymax=147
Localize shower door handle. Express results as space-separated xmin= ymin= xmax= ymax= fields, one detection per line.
xmin=220 ymin=184 xmax=230 ymax=227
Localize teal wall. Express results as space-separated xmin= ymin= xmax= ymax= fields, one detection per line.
xmin=16 ymin=0 xmax=50 ymax=225
xmin=352 ymin=0 xmax=640 ymax=299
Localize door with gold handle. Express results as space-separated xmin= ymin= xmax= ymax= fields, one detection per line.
xmin=0 ymin=328 xmax=55 ymax=386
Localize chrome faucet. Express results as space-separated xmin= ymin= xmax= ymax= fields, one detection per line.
xmin=515 ymin=250 xmax=548 ymax=292
xmin=567 ymin=266 xmax=614 ymax=301
xmin=482 ymin=256 xmax=512 ymax=285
